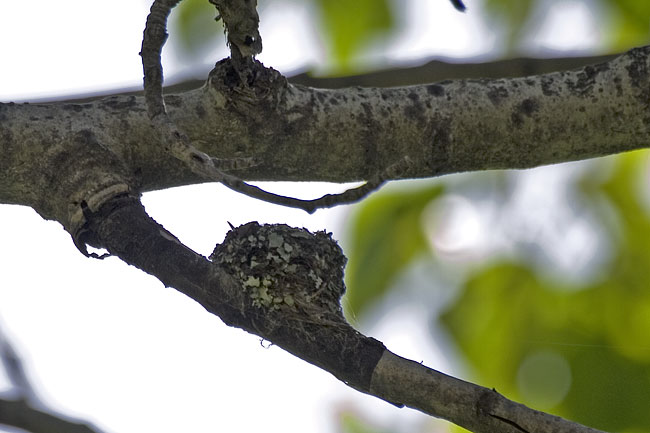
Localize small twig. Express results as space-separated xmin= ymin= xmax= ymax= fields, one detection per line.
xmin=140 ymin=0 xmax=182 ymax=119
xmin=141 ymin=0 xmax=404 ymax=213
xmin=161 ymin=118 xmax=411 ymax=212
xmin=215 ymin=157 xmax=412 ymax=214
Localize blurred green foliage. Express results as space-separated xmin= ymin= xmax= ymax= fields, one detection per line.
xmin=172 ymin=0 xmax=650 ymax=70
xmin=591 ymin=0 xmax=650 ymax=51
xmin=343 ymin=185 xmax=443 ymax=317
xmin=339 ymin=411 xmax=393 ymax=433
xmin=347 ymin=154 xmax=650 ymax=432
xmin=313 ymin=0 xmax=395 ymax=71
xmin=438 ymin=153 xmax=650 ymax=431
xmin=483 ymin=0 xmax=650 ymax=54
xmin=483 ymin=0 xmax=535 ymax=52
xmin=174 ymin=0 xmax=224 ymax=59
xmin=336 ymin=1 xmax=650 ymax=431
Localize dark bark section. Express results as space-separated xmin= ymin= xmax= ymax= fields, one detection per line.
xmin=0 ymin=398 xmax=101 ymax=433
xmin=85 ymin=195 xmax=386 ymax=394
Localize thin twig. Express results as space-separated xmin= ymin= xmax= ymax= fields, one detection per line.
xmin=141 ymin=0 xmax=182 ymax=119
xmin=161 ymin=119 xmax=411 ymax=213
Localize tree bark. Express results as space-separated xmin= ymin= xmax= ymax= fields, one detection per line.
xmin=2 ymin=46 xmax=647 ymax=227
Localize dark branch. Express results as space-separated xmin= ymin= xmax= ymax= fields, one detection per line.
xmin=78 ymin=193 xmax=606 ymax=433
xmin=0 ymin=398 xmax=104 ymax=433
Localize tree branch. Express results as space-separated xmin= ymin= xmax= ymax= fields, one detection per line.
xmin=0 ymin=398 xmax=103 ymax=433
xmin=76 ymin=194 xmax=605 ymax=433
xmin=2 ymin=45 xmax=648 ymax=221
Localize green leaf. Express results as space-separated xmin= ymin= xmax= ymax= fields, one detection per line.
xmin=343 ymin=184 xmax=444 ymax=318
xmin=314 ymin=0 xmax=395 ymax=70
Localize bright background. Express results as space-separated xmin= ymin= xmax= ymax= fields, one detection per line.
xmin=2 ymin=1 xmax=649 ymax=433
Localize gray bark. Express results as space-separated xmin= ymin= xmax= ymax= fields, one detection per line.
xmin=2 ymin=45 xmax=647 ymax=232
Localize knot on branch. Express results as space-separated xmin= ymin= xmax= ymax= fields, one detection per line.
xmin=208 ymin=57 xmax=287 ymax=98
xmin=210 ymin=222 xmax=348 ymax=333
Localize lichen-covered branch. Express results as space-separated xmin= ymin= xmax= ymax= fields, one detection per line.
xmin=80 ymin=194 xmax=605 ymax=433
xmin=2 ymin=45 xmax=649 ymax=224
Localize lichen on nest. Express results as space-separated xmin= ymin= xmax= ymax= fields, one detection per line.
xmin=210 ymin=222 xmax=348 ymax=330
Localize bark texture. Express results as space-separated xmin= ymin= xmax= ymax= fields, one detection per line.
xmin=2 ymin=45 xmax=649 ymax=231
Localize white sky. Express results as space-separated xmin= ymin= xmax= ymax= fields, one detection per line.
xmin=0 ymin=1 xmax=602 ymax=433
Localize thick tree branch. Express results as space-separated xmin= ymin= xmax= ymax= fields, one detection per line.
xmin=74 ymin=194 xmax=605 ymax=433
xmin=2 ymin=45 xmax=648 ymax=224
